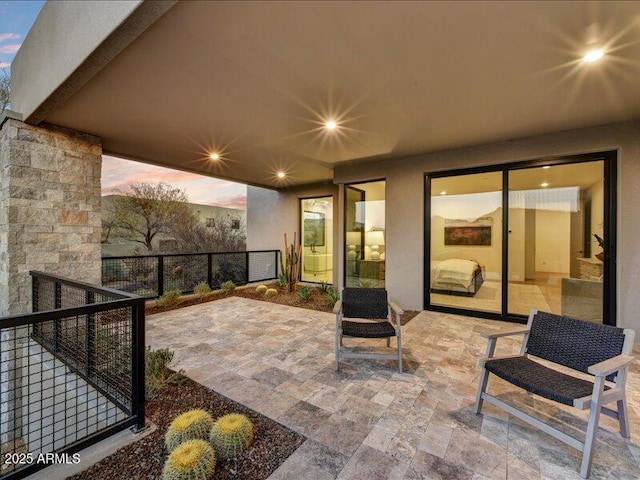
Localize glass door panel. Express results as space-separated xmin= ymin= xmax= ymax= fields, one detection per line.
xmin=300 ymin=197 xmax=333 ymax=284
xmin=507 ymin=161 xmax=604 ymax=322
xmin=430 ymin=172 xmax=502 ymax=313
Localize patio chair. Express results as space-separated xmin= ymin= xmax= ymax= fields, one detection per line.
xmin=334 ymin=287 xmax=404 ymax=372
xmin=475 ymin=309 xmax=636 ymax=478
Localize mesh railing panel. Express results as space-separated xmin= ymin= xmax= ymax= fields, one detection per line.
xmin=102 ymin=256 xmax=159 ymax=299
xmin=163 ymin=254 xmax=208 ymax=294
xmin=210 ymin=253 xmax=247 ymax=288
xmin=101 ymin=251 xmax=278 ymax=298
xmin=248 ymin=251 xmax=278 ymax=282
xmin=1 ymin=273 xmax=141 ymax=479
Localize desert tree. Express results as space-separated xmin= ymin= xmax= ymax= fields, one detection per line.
xmin=167 ymin=215 xmax=247 ymax=254
xmin=0 ymin=66 xmax=9 ymax=114
xmin=105 ymin=182 xmax=196 ymax=252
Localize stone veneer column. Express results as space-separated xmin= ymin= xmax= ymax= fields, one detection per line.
xmin=0 ymin=118 xmax=102 ymax=445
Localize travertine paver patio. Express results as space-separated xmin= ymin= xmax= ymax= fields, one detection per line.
xmin=146 ymin=297 xmax=640 ymax=479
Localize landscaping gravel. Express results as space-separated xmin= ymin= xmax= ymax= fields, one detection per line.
xmin=68 ymin=376 xmax=304 ymax=480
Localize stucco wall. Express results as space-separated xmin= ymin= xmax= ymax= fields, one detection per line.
xmin=332 ymin=121 xmax=640 ymax=332
xmin=247 ymin=183 xmax=339 ymax=281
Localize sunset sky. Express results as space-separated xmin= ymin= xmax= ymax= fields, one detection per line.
xmin=1 ymin=1 xmax=247 ymax=210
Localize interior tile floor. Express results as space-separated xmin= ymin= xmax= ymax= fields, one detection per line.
xmin=147 ymin=297 xmax=640 ymax=480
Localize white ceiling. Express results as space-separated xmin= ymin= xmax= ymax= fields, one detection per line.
xmin=43 ymin=1 xmax=640 ymax=188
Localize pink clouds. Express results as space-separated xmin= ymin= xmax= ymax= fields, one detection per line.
xmin=0 ymin=44 xmax=20 ymax=54
xmin=102 ymin=156 xmax=246 ymax=210
xmin=0 ymin=62 xmax=9 ymax=69
xmin=0 ymin=33 xmax=19 ymax=43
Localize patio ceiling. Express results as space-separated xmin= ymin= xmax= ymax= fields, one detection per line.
xmin=13 ymin=1 xmax=640 ymax=188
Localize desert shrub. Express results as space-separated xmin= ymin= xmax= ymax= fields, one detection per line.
xmin=264 ymin=288 xmax=277 ymax=297
xmin=194 ymin=282 xmax=212 ymax=298
xmin=165 ymin=410 xmax=214 ymax=452
xmin=157 ymin=289 xmax=182 ymax=307
xmin=325 ymin=288 xmax=340 ymax=308
xmin=298 ymin=286 xmax=312 ymax=301
xmin=146 ymin=347 xmax=186 ymax=399
xmin=277 ymin=274 xmax=288 ymax=288
xmin=209 ymin=414 xmax=254 ymax=459
xmin=256 ymin=285 xmax=268 ymax=294
xmin=316 ymin=281 xmax=331 ymax=294
xmin=221 ymin=280 xmax=236 ymax=294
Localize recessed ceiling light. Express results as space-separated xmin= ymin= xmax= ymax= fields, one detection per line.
xmin=277 ymin=171 xmax=286 ymax=179
xmin=542 ymin=166 xmax=550 ymax=169
xmin=440 ymin=191 xmax=447 ymax=195
xmin=583 ymin=48 xmax=605 ymax=63
xmin=209 ymin=153 xmax=220 ymax=161
xmin=324 ymin=120 xmax=338 ymax=131
xmin=541 ymin=182 xmax=549 ymax=188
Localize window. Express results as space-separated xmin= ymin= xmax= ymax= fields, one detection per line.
xmin=300 ymin=197 xmax=333 ymax=284
xmin=231 ymin=219 xmax=241 ymax=230
xmin=206 ymin=218 xmax=215 ymax=228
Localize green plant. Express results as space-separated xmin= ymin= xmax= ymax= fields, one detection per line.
xmin=265 ymin=288 xmax=278 ymax=297
xmin=145 ymin=347 xmax=186 ymax=399
xmin=358 ymin=279 xmax=376 ymax=288
xmin=278 ymin=274 xmax=288 ymax=288
xmin=165 ymin=410 xmax=214 ymax=452
xmin=325 ymin=288 xmax=340 ymax=308
xmin=193 ymin=282 xmax=212 ymax=298
xmin=256 ymin=284 xmax=268 ymax=294
xmin=593 ymin=233 xmax=605 ymax=249
xmin=279 ymin=233 xmax=301 ymax=292
xmin=162 ymin=439 xmax=215 ymax=480
xmin=157 ymin=290 xmax=182 ymax=307
xmin=316 ymin=281 xmax=331 ymax=294
xmin=209 ymin=413 xmax=254 ymax=459
xmin=221 ymin=280 xmax=236 ymax=293
xmin=298 ymin=286 xmax=312 ymax=301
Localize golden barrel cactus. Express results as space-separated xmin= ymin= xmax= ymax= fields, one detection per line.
xmin=209 ymin=413 xmax=254 ymax=459
xmin=165 ymin=410 xmax=214 ymax=452
xmin=162 ymin=439 xmax=215 ymax=480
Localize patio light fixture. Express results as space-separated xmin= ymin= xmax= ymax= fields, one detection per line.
xmin=582 ymin=48 xmax=605 ymax=63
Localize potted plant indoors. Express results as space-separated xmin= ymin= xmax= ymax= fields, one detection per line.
xmin=594 ymin=233 xmax=605 ymax=262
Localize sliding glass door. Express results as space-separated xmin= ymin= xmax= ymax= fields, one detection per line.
xmin=426 ymin=152 xmax=615 ymax=325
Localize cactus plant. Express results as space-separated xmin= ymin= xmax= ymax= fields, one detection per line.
xmin=264 ymin=288 xmax=277 ymax=297
xmin=165 ymin=410 xmax=214 ymax=452
xmin=256 ymin=284 xmax=268 ymax=294
xmin=209 ymin=413 xmax=254 ymax=459
xmin=162 ymin=439 xmax=215 ymax=480
xmin=280 ymin=233 xmax=301 ymax=292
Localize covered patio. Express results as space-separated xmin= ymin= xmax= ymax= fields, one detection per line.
xmin=147 ymin=297 xmax=640 ymax=479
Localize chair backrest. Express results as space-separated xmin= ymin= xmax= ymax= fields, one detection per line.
xmin=526 ymin=311 xmax=626 ymax=375
xmin=342 ymin=288 xmax=388 ymax=319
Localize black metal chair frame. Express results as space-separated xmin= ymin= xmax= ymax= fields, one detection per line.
xmin=475 ymin=309 xmax=635 ymax=478
xmin=334 ymin=288 xmax=404 ymax=372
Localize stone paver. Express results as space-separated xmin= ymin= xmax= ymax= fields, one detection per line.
xmin=147 ymin=297 xmax=640 ymax=479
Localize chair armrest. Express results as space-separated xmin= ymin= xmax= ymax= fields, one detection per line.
xmin=389 ymin=301 xmax=404 ymax=316
xmin=588 ymin=354 xmax=634 ymax=377
xmin=479 ymin=327 xmax=530 ymax=339
xmin=333 ymin=300 xmax=343 ymax=314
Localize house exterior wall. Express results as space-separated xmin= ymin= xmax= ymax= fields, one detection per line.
xmin=333 ymin=121 xmax=640 ymax=332
xmin=247 ymin=120 xmax=640 ymax=333
xmin=247 ymin=183 xmax=339 ymax=280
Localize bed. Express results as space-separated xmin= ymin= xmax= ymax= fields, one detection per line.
xmin=430 ymin=259 xmax=484 ymax=297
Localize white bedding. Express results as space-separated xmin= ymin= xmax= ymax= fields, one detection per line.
xmin=432 ymin=259 xmax=479 ymax=289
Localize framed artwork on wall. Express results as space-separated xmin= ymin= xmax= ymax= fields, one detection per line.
xmin=444 ymin=217 xmax=492 ymax=246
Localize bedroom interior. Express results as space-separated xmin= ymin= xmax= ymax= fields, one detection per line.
xmin=345 ymin=180 xmax=386 ymax=288
xmin=429 ymin=158 xmax=606 ymax=323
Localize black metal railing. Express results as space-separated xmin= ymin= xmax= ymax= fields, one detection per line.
xmin=102 ymin=250 xmax=279 ymax=298
xmin=0 ymin=272 xmax=145 ymax=480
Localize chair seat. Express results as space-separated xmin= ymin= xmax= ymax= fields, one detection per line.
xmin=342 ymin=320 xmax=396 ymax=338
xmin=485 ymin=356 xmax=610 ymax=406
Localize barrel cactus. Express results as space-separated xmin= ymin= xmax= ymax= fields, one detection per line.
xmin=264 ymin=288 xmax=277 ymax=297
xmin=165 ymin=410 xmax=214 ymax=452
xmin=209 ymin=413 xmax=254 ymax=459
xmin=256 ymin=285 xmax=268 ymax=294
xmin=162 ymin=439 xmax=215 ymax=480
